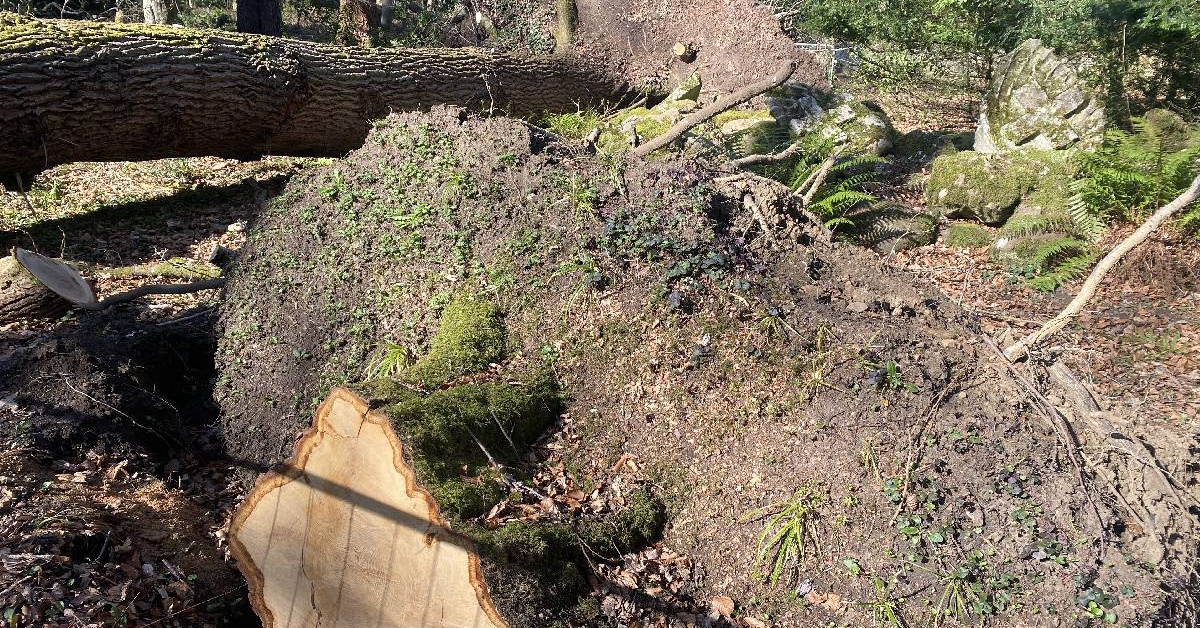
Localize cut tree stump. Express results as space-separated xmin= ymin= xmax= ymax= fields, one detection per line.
xmin=229 ymin=388 xmax=509 ymax=628
xmin=0 ymin=253 xmax=74 ymax=324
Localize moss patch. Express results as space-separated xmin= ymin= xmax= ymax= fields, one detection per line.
xmin=944 ymin=223 xmax=993 ymax=248
xmin=926 ymin=150 xmax=1073 ymax=225
xmin=403 ymin=293 xmax=505 ymax=387
xmin=374 ymin=375 xmax=559 ymax=519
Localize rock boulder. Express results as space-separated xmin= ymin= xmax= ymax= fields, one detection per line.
xmin=974 ymin=39 xmax=1105 ymax=154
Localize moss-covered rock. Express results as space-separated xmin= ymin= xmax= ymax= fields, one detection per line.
xmin=973 ymin=39 xmax=1106 ymax=153
xmin=766 ymin=85 xmax=895 ymax=155
xmin=926 ymin=149 xmax=1073 ymax=225
xmin=403 ymin=293 xmax=505 ymax=387
xmin=944 ymin=223 xmax=993 ymax=249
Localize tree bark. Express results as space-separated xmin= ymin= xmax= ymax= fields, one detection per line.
xmin=236 ymin=0 xmax=282 ymax=36
xmin=0 ymin=13 xmax=632 ymax=182
xmin=0 ymin=254 xmax=71 ymax=325
xmin=142 ymin=0 xmax=176 ymax=25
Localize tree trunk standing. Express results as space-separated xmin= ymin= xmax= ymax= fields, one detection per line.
xmin=235 ymin=0 xmax=282 ymax=36
xmin=336 ymin=0 xmax=380 ymax=47
xmin=141 ymin=0 xmax=176 ymax=24
xmin=0 ymin=14 xmax=631 ymax=184
xmin=380 ymin=0 xmax=394 ymax=28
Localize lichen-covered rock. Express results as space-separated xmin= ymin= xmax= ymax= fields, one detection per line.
xmin=973 ymin=39 xmax=1106 ymax=153
xmin=767 ymin=85 xmax=895 ymax=155
xmin=925 ymin=149 xmax=1072 ymax=225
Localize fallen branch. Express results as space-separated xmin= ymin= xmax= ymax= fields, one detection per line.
xmin=1004 ymin=173 xmax=1200 ymax=361
xmin=732 ymin=139 xmax=804 ymax=168
xmin=631 ymin=61 xmax=796 ymax=158
xmin=799 ymin=144 xmax=847 ymax=207
xmin=11 ymin=248 xmax=224 ymax=313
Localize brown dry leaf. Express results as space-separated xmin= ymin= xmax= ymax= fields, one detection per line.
xmin=743 ymin=617 xmax=770 ymax=628
xmin=709 ymin=594 xmax=735 ymax=618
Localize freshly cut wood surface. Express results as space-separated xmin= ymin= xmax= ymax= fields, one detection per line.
xmin=228 ymin=388 xmax=508 ymax=628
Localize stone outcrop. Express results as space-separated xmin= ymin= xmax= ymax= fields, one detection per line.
xmin=925 ymin=149 xmax=1074 ymax=225
xmin=767 ymin=85 xmax=895 ymax=155
xmin=974 ymin=39 xmax=1105 ymax=154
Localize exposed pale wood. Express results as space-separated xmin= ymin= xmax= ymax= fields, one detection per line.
xmin=731 ymin=139 xmax=804 ymax=167
xmin=631 ymin=61 xmax=795 ymax=157
xmin=14 ymin=248 xmax=96 ymax=308
xmin=229 ymin=388 xmax=508 ymax=628
xmin=13 ymin=248 xmax=224 ymax=312
xmin=1003 ymin=172 xmax=1200 ymax=361
xmin=0 ymin=13 xmax=631 ymax=180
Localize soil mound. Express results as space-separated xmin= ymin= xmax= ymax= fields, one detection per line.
xmin=215 ymin=107 xmax=1191 ymax=626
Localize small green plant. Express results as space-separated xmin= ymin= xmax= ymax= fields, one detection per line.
xmin=1071 ymin=112 xmax=1200 ymax=235
xmin=788 ymin=147 xmax=888 ymax=230
xmin=544 ymin=110 xmax=606 ymax=140
xmin=368 ymin=341 xmax=413 ymax=379
xmin=741 ymin=484 xmax=825 ymax=585
xmin=859 ymin=574 xmax=907 ymax=628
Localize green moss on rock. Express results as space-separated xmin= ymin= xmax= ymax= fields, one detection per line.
xmin=926 ymin=150 xmax=1073 ymax=225
xmin=945 ymin=223 xmax=993 ymax=248
xmin=404 ymin=293 xmax=505 ymax=387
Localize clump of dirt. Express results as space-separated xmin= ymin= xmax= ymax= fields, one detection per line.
xmin=0 ymin=308 xmax=218 ymax=458
xmin=571 ymin=0 xmax=827 ymax=95
xmin=215 ymin=107 xmax=1192 ymax=626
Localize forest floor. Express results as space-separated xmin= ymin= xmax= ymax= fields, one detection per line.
xmin=0 ymin=101 xmax=1197 ymax=628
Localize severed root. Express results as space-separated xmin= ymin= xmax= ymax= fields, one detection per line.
xmin=8 ymin=248 xmax=224 ymax=316
xmin=229 ymin=389 xmax=510 ymax=628
xmin=1004 ymin=173 xmax=1200 ymax=361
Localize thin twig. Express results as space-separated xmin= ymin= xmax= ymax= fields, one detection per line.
xmin=980 ymin=335 xmax=1107 ymax=538
xmin=889 ymin=383 xmax=954 ymax=527
xmin=732 ymin=140 xmax=805 ymax=168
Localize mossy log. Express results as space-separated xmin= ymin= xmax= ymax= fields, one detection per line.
xmin=0 ymin=13 xmax=631 ymax=183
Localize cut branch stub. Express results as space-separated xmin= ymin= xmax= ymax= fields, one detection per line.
xmin=228 ymin=388 xmax=509 ymax=628
xmin=1 ymin=253 xmax=73 ymax=324
xmin=14 ymin=248 xmax=97 ymax=308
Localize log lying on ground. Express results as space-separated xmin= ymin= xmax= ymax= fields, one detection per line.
xmin=0 ymin=13 xmax=631 ymax=183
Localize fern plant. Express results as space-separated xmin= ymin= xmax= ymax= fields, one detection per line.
xmin=788 ymin=149 xmax=888 ymax=229
xmin=1004 ymin=112 xmax=1199 ymax=291
xmin=1071 ymin=114 xmax=1200 ymax=234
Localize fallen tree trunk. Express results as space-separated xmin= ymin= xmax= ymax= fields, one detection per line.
xmin=0 ymin=13 xmax=631 ymax=183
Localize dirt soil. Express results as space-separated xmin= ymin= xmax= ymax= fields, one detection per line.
xmin=571 ymin=0 xmax=827 ymax=96
xmin=213 ymin=107 xmax=1197 ymax=627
